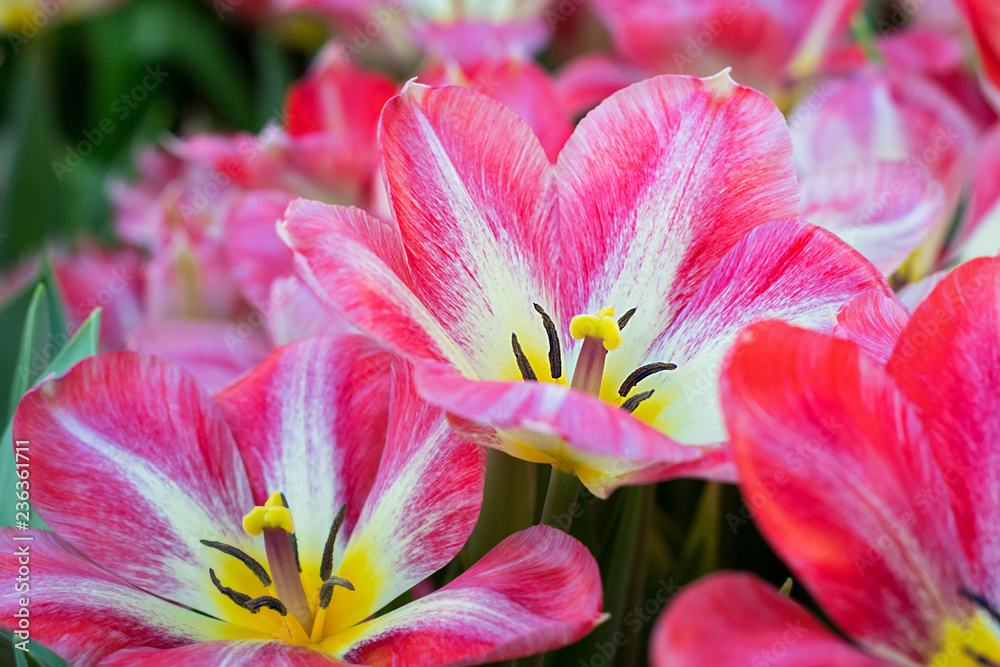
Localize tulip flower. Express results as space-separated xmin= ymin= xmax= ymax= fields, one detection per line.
xmin=280 ymin=72 xmax=890 ymax=498
xmin=655 ymin=255 xmax=1000 ymax=666
xmin=2 ymin=335 xmax=604 ymax=665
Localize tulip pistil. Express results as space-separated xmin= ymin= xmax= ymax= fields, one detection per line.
xmin=200 ymin=493 xmax=355 ymax=645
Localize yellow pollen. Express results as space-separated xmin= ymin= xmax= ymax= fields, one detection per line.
xmin=570 ymin=306 xmax=622 ymax=350
xmin=242 ymin=491 xmax=295 ymax=536
xmin=929 ymin=612 xmax=1000 ymax=666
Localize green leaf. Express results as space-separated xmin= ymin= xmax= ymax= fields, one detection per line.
xmin=6 ymin=285 xmax=49 ymax=419
xmin=0 ymin=308 xmax=102 ymax=530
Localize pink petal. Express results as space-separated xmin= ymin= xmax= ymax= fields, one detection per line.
xmin=103 ymin=641 xmax=344 ymax=666
xmin=52 ymin=246 xmax=145 ymax=351
xmin=955 ymin=0 xmax=1000 ymax=102
xmin=591 ymin=0 xmax=794 ymax=90
xmin=833 ymin=290 xmax=910 ymax=365
xmin=223 ymin=189 xmax=297 ymax=308
xmin=790 ymin=67 xmax=977 ymax=219
xmin=557 ymin=71 xmax=800 ymax=357
xmin=379 ymin=82 xmax=558 ymax=378
xmin=414 ymin=362 xmax=713 ymax=498
xmin=413 ymin=18 xmax=551 ymax=68
xmin=323 ymin=362 xmax=486 ymax=632
xmin=328 ymin=526 xmax=604 ymax=666
xmin=640 ymin=220 xmax=889 ymax=446
xmin=214 ymin=335 xmax=394 ymax=585
xmin=419 ymin=56 xmax=574 ymax=161
xmin=126 ymin=318 xmax=271 ymax=393
xmin=265 ymin=276 xmax=356 ymax=346
xmin=652 ymin=572 xmax=883 ymax=667
xmin=800 ymin=161 xmax=946 ymax=275
xmin=888 ymin=256 xmax=1000 ymax=597
xmin=285 ymin=44 xmax=396 ymax=144
xmin=554 ymin=53 xmax=641 ymax=117
xmin=954 ymin=124 xmax=1000 ymax=262
xmin=11 ymin=353 xmax=259 ymax=615
xmin=0 ymin=530 xmax=236 ymax=667
xmin=722 ymin=321 xmax=972 ymax=660
xmin=279 ymin=199 xmax=469 ymax=370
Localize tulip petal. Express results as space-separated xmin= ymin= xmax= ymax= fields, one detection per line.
xmin=378 ymin=82 xmax=559 ymax=379
xmin=955 ymin=0 xmax=1000 ymax=102
xmin=321 ymin=363 xmax=486 ymax=634
xmin=723 ymin=321 xmax=971 ymax=660
xmin=640 ymin=220 xmax=889 ymax=446
xmin=103 ymin=641 xmax=344 ymax=666
xmin=800 ymin=161 xmax=945 ymax=275
xmin=223 ymin=189 xmax=297 ymax=308
xmin=214 ymin=335 xmax=395 ymax=584
xmin=557 ymin=71 xmax=801 ymax=364
xmin=414 ymin=362 xmax=713 ymax=498
xmin=833 ymin=290 xmax=909 ymax=364
xmin=0 ymin=530 xmax=245 ymax=667
xmin=325 ymin=526 xmax=604 ymax=666
xmin=11 ymin=353 xmax=260 ymax=617
xmin=652 ymin=572 xmax=882 ymax=667
xmin=889 ymin=256 xmax=1000 ymax=595
xmin=279 ymin=199 xmax=471 ymax=372
xmin=126 ymin=318 xmax=271 ymax=393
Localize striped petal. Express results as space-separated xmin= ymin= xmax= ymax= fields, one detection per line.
xmin=800 ymin=161 xmax=945 ymax=275
xmin=379 ymin=81 xmax=558 ymax=379
xmin=414 ymin=362 xmax=713 ymax=498
xmin=11 ymin=353 xmax=259 ymax=617
xmin=0 ymin=530 xmax=239 ymax=667
xmin=279 ymin=199 xmax=471 ymax=372
xmin=319 ymin=362 xmax=486 ymax=635
xmin=653 ymin=573 xmax=883 ymax=667
xmin=833 ymin=290 xmax=909 ymax=365
xmin=213 ymin=335 xmax=395 ymax=585
xmin=638 ymin=220 xmax=889 ymax=447
xmin=888 ymin=256 xmax=1000 ymax=596
xmin=103 ymin=641 xmax=344 ymax=666
xmin=722 ymin=321 xmax=972 ymax=660
xmin=557 ymin=71 xmax=801 ymax=367
xmin=325 ymin=526 xmax=605 ymax=666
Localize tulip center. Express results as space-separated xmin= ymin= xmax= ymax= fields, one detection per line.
xmin=928 ymin=590 xmax=1000 ymax=666
xmin=512 ymin=304 xmax=675 ymax=410
xmin=200 ymin=492 xmax=354 ymax=645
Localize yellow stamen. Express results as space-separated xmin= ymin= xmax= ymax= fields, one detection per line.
xmin=310 ymin=606 xmax=328 ymax=645
xmin=242 ymin=492 xmax=295 ymax=536
xmin=570 ymin=306 xmax=622 ymax=350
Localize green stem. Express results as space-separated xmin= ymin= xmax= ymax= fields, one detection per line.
xmin=540 ymin=467 xmax=582 ymax=530
xmin=850 ymin=13 xmax=883 ymax=64
xmin=462 ymin=450 xmax=537 ymax=567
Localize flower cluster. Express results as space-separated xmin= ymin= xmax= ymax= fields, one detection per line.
xmin=3 ymin=0 xmax=1000 ymax=665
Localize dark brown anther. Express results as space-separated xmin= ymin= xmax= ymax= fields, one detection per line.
xmin=244 ymin=595 xmax=288 ymax=616
xmin=617 ymin=308 xmax=636 ymax=330
xmin=511 ymin=333 xmax=538 ymax=381
xmin=279 ymin=493 xmax=302 ymax=573
xmin=320 ymin=504 xmax=348 ymax=581
xmin=209 ymin=568 xmax=253 ymax=608
xmin=319 ymin=576 xmax=356 ymax=609
xmin=621 ymin=390 xmax=654 ymax=413
xmin=201 ymin=540 xmax=272 ymax=587
xmin=960 ymin=588 xmax=1000 ymax=624
xmin=618 ymin=362 xmax=677 ymax=397
xmin=533 ymin=303 xmax=563 ymax=379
